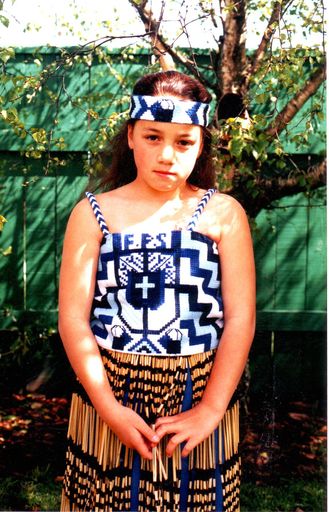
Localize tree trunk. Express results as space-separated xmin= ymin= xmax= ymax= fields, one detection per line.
xmin=219 ymin=0 xmax=247 ymax=95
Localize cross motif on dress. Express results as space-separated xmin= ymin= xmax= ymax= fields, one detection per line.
xmin=135 ymin=275 xmax=156 ymax=299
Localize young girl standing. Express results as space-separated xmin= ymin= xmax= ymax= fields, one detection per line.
xmin=59 ymin=70 xmax=255 ymax=512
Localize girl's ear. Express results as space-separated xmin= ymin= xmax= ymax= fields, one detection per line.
xmin=127 ymin=123 xmax=134 ymax=150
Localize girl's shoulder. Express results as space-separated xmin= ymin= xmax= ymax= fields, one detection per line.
xmin=66 ymin=193 xmax=106 ymax=241
xmin=200 ymin=191 xmax=249 ymax=243
xmin=209 ymin=191 xmax=247 ymax=218
xmin=74 ymin=190 xmax=121 ymax=215
xmin=86 ymin=187 xmax=130 ymax=207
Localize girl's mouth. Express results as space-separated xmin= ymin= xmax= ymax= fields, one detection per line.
xmin=154 ymin=170 xmax=176 ymax=177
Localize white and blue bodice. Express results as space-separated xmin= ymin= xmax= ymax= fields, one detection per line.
xmin=86 ymin=189 xmax=224 ymax=356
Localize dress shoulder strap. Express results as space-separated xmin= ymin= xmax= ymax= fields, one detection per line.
xmin=186 ymin=188 xmax=217 ymax=231
xmin=85 ymin=192 xmax=110 ymax=236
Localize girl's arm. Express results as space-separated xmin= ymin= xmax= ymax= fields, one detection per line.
xmin=59 ymin=199 xmax=159 ymax=459
xmin=155 ymin=196 xmax=256 ymax=456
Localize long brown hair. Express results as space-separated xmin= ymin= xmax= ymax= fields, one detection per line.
xmin=98 ymin=70 xmax=215 ymax=191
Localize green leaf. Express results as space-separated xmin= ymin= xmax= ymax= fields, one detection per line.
xmin=31 ymin=128 xmax=47 ymax=144
xmin=274 ymin=146 xmax=284 ymax=156
xmin=0 ymin=215 xmax=7 ymax=231
xmin=0 ymin=14 xmax=9 ymax=27
xmin=0 ymin=47 xmax=15 ymax=63
xmin=2 ymin=245 xmax=12 ymax=256
xmin=254 ymin=93 xmax=267 ymax=104
xmin=228 ymin=138 xmax=243 ymax=158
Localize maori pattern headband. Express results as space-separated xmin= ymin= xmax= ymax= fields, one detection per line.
xmin=129 ymin=95 xmax=210 ymax=127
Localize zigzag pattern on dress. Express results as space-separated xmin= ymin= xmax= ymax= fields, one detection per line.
xmin=187 ymin=188 xmax=217 ymax=231
xmin=86 ymin=192 xmax=110 ymax=236
xmin=90 ymin=230 xmax=223 ymax=355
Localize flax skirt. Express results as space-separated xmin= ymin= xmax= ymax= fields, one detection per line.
xmin=61 ymin=348 xmax=241 ymax=512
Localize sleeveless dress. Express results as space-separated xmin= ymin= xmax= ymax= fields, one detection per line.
xmin=61 ymin=189 xmax=241 ymax=512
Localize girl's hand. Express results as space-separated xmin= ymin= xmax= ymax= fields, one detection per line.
xmin=107 ymin=403 xmax=160 ymax=460
xmin=154 ymin=402 xmax=221 ymax=458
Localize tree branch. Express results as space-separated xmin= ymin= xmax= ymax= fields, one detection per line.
xmin=242 ymin=0 xmax=292 ymax=94
xmin=258 ymin=160 xmax=327 ymax=216
xmin=127 ymin=0 xmax=173 ymax=70
xmin=128 ymin=0 xmax=216 ymax=91
xmin=266 ymin=63 xmax=326 ymax=137
xmin=232 ymin=158 xmax=326 ymax=217
xmin=257 ymin=158 xmax=326 ymax=194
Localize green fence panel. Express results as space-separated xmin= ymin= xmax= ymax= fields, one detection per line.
xmin=275 ymin=204 xmax=308 ymax=310
xmin=305 ymin=201 xmax=326 ymax=312
xmin=0 ymin=158 xmax=88 ymax=328
xmin=25 ymin=175 xmax=57 ymax=310
xmin=0 ymin=173 xmax=25 ymax=312
xmin=254 ymin=187 xmax=326 ymax=330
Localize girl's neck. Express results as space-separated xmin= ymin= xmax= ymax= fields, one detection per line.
xmin=103 ymin=182 xmax=205 ymax=234
xmin=123 ymin=179 xmax=197 ymax=205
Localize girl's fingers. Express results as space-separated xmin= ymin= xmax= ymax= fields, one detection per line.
xmin=124 ymin=409 xmax=160 ymax=444
xmin=126 ymin=426 xmax=155 ymax=460
xmin=112 ymin=407 xmax=160 ymax=459
xmin=136 ymin=419 xmax=160 ymax=444
xmin=135 ymin=438 xmax=154 ymax=460
xmin=165 ymin=432 xmax=189 ymax=457
xmin=181 ymin=439 xmax=196 ymax=457
xmin=155 ymin=420 xmax=182 ymax=440
xmin=155 ymin=414 xmax=182 ymax=427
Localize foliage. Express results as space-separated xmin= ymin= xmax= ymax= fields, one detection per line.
xmin=0 ymin=325 xmax=71 ymax=396
xmin=0 ymin=0 xmax=326 ymax=216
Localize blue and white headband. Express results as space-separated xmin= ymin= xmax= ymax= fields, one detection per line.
xmin=129 ymin=95 xmax=210 ymax=127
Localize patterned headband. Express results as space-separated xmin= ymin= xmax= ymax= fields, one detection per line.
xmin=129 ymin=95 xmax=210 ymax=127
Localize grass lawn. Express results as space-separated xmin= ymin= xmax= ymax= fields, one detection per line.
xmin=241 ymin=479 xmax=326 ymax=512
xmin=0 ymin=468 xmax=326 ymax=511
xmin=0 ymin=466 xmax=62 ymax=511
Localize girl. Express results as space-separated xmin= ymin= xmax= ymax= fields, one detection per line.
xmin=59 ymin=70 xmax=255 ymax=512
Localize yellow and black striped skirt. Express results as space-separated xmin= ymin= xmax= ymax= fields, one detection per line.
xmin=61 ymin=348 xmax=240 ymax=511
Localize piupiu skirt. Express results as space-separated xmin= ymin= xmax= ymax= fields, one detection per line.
xmin=61 ymin=348 xmax=241 ymax=512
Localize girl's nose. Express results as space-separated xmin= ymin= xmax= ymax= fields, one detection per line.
xmin=158 ymin=144 xmax=175 ymax=163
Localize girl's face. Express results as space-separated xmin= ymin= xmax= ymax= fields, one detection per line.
xmin=127 ymin=119 xmax=203 ymax=193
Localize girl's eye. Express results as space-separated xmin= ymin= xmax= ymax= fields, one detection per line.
xmin=146 ymin=135 xmax=159 ymax=141
xmin=178 ymin=140 xmax=193 ymax=147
